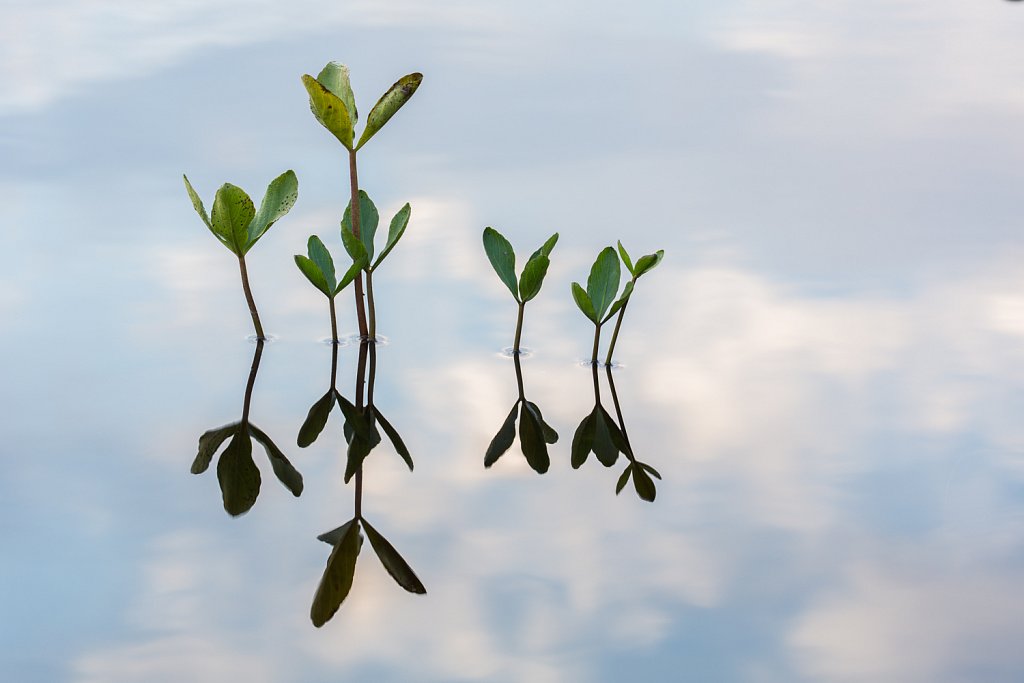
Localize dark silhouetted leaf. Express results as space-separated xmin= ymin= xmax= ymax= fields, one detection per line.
xmin=375 ymin=408 xmax=413 ymax=471
xmin=372 ymin=203 xmax=411 ymax=270
xmin=639 ymin=462 xmax=662 ymax=480
xmin=311 ymin=519 xmax=362 ymax=627
xmin=518 ymin=253 xmax=550 ymax=303
xmin=193 ymin=422 xmax=239 ymax=474
xmin=246 ymin=170 xmax=298 ymax=251
xmin=485 ymin=403 xmax=519 ymax=467
xmin=617 ymin=241 xmax=635 ymax=276
xmin=603 ymin=408 xmax=631 ymax=457
xmin=362 ymin=519 xmax=426 ymax=594
xmin=571 ymin=410 xmax=596 ymax=469
xmin=634 ymin=250 xmax=664 ymax=277
xmin=592 ymin=407 xmax=621 ymax=467
xmin=572 ymin=282 xmax=597 ymax=322
xmin=307 ymin=235 xmax=337 ymax=294
xmin=518 ymin=402 xmax=549 ymax=474
xmin=211 ymin=183 xmax=255 ymax=255
xmin=355 ymin=72 xmax=423 ymax=150
xmin=587 ymin=247 xmax=621 ymax=321
xmin=298 ymin=390 xmax=335 ymax=447
xmin=344 ymin=408 xmax=381 ymax=483
xmin=632 ymin=464 xmax=657 ymax=502
xmin=525 ymin=401 xmax=558 ymax=444
xmin=341 ymin=191 xmax=379 ymax=262
xmin=302 ymin=73 xmax=354 ymax=149
xmin=317 ymin=519 xmax=355 ymax=545
xmin=337 ymin=395 xmax=372 ymax=441
xmin=615 ymin=465 xmax=631 ymax=494
xmin=250 ymin=425 xmax=303 ymax=496
xmin=483 ymin=227 xmax=518 ymax=300
xmin=316 ymin=62 xmax=357 ymax=126
xmin=216 ymin=429 xmax=261 ymax=516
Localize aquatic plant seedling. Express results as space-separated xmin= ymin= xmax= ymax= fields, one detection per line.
xmin=571 ymin=246 xmax=621 ymax=364
xmin=482 ymin=227 xmax=559 ymax=353
xmin=183 ymin=170 xmax=298 ymax=339
xmin=339 ymin=191 xmax=412 ymax=339
xmin=604 ymin=242 xmax=664 ymax=365
xmin=311 ymin=515 xmax=426 ymax=627
xmin=295 ymin=235 xmax=364 ymax=343
xmin=484 ymin=353 xmax=559 ymax=474
xmin=302 ymin=62 xmax=422 ymax=339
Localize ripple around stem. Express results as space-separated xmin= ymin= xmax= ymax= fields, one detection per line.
xmin=339 ymin=333 xmax=390 ymax=346
xmin=499 ymin=347 xmax=533 ymax=359
xmin=246 ymin=333 xmax=278 ymax=344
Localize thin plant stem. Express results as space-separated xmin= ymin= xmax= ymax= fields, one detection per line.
xmin=241 ymin=339 xmax=264 ymax=424
xmin=590 ymin=323 xmax=602 ymax=365
xmin=590 ymin=361 xmax=600 ymax=402
xmin=353 ymin=340 xmax=369 ymax=519
xmin=237 ymin=255 xmax=265 ymax=339
xmin=328 ymin=296 xmax=339 ymax=345
xmin=348 ymin=149 xmax=369 ymax=339
xmin=604 ymin=364 xmax=635 ymax=462
xmin=513 ymin=301 xmax=525 ymax=353
xmin=513 ymin=352 xmax=525 ymax=401
xmin=604 ymin=298 xmax=630 ymax=367
xmin=366 ymin=270 xmax=377 ymax=341
xmin=329 ymin=339 xmax=339 ymax=390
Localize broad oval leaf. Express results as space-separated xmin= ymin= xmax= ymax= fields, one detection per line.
xmin=615 ymin=465 xmax=632 ymax=494
xmin=183 ymin=175 xmax=227 ymax=248
xmin=211 ymin=183 xmax=255 ymax=255
xmin=639 ymin=462 xmax=663 ymax=480
xmin=375 ymin=408 xmax=413 ymax=471
xmin=632 ymin=463 xmax=657 ymax=502
xmin=485 ymin=403 xmax=519 ymax=468
xmin=298 ymin=390 xmax=336 ymax=447
xmin=617 ymin=241 xmax=635 ymax=276
xmin=307 ymin=235 xmax=337 ymax=294
xmin=483 ymin=227 xmax=518 ymax=300
xmin=518 ymin=253 xmax=550 ymax=303
xmin=316 ymin=62 xmax=357 ymax=126
xmin=586 ymin=247 xmax=621 ymax=321
xmin=340 ymin=220 xmax=369 ymax=265
xmin=295 ymin=255 xmax=330 ymax=296
xmin=571 ymin=410 xmax=597 ymax=469
xmin=525 ymin=401 xmax=558 ymax=444
xmin=634 ymin=250 xmax=664 ymax=277
xmin=355 ymin=72 xmax=423 ymax=150
xmin=372 ymin=203 xmax=411 ymax=270
xmin=246 ymin=170 xmax=298 ymax=252
xmin=361 ymin=519 xmax=427 ymax=594
xmin=311 ymin=519 xmax=362 ymax=627
xmin=592 ymin=407 xmax=621 ymax=467
xmin=250 ymin=425 xmax=303 ymax=496
xmin=571 ymin=282 xmax=597 ymax=323
xmin=302 ymin=74 xmax=354 ymax=149
xmin=518 ymin=402 xmax=549 ymax=474
xmin=193 ymin=422 xmax=239 ymax=474
xmin=341 ymin=190 xmax=379 ymax=261
xmin=216 ymin=429 xmax=261 ymax=516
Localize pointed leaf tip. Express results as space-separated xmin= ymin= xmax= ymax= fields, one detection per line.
xmin=355 ymin=72 xmax=423 ymax=150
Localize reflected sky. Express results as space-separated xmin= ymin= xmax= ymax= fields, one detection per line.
xmin=3 ymin=1 xmax=1024 ymax=682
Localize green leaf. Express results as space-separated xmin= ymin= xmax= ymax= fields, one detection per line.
xmin=632 ymin=463 xmax=657 ymax=502
xmin=246 ymin=170 xmax=298 ymax=252
xmin=571 ymin=282 xmax=597 ymax=322
xmin=586 ymin=247 xmax=621 ymax=321
xmin=518 ymin=253 xmax=550 ymax=303
xmin=634 ymin=250 xmax=664 ymax=277
xmin=302 ymin=73 xmax=354 ymax=149
xmin=211 ymin=183 xmax=255 ymax=255
xmin=341 ymin=190 xmax=379 ymax=263
xmin=340 ymin=220 xmax=369 ymax=265
xmin=295 ymin=255 xmax=330 ymax=296
xmin=337 ymin=395 xmax=372 ymax=441
xmin=375 ymin=408 xmax=413 ymax=471
xmin=307 ymin=235 xmax=337 ymax=294
xmin=570 ymin=410 xmax=596 ymax=469
xmin=311 ymin=518 xmax=362 ymax=627
xmin=527 ymin=232 xmax=560 ymax=262
xmin=361 ymin=519 xmax=427 ymax=594
xmin=335 ymin=260 xmax=363 ymax=295
xmin=615 ymin=465 xmax=632 ymax=494
xmin=183 ymin=175 xmax=231 ymax=249
xmin=343 ymin=408 xmax=382 ymax=483
xmin=193 ymin=422 xmax=239 ymax=474
xmin=216 ymin=429 xmax=261 ymax=516
xmin=482 ymin=227 xmax=518 ymax=300
xmin=617 ymin=241 xmax=635 ymax=276
xmin=485 ymin=403 xmax=519 ymax=467
xmin=371 ymin=203 xmax=411 ymax=270
xmin=602 ymin=280 xmax=635 ymax=323
xmin=355 ymin=72 xmax=423 ymax=150
xmin=518 ymin=402 xmax=549 ymax=474
xmin=344 ymin=431 xmax=375 ymax=484
xmin=298 ymin=390 xmax=335 ymax=447
xmin=525 ymin=401 xmax=558 ymax=444
xmin=316 ymin=62 xmax=357 ymax=126
xmin=250 ymin=425 xmax=303 ymax=496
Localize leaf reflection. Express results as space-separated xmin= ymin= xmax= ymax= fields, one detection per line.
xmin=484 ymin=353 xmax=559 ymax=474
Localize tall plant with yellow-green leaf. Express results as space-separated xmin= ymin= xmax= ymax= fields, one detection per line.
xmin=301 ymin=63 xmax=422 ymax=340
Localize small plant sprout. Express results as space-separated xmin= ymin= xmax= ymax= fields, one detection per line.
xmin=484 ymin=352 xmax=559 ymax=474
xmin=183 ymin=171 xmax=298 ymax=339
xmin=571 ymin=246 xmax=621 ymax=364
xmin=482 ymin=227 xmax=559 ymax=354
xmin=294 ymin=235 xmax=364 ymax=343
xmin=604 ymin=242 xmax=664 ymax=366
xmin=339 ymin=191 xmax=412 ymax=340
xmin=302 ymin=62 xmax=422 ymax=340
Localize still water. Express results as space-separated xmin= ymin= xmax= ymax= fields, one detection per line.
xmin=3 ymin=1 xmax=1024 ymax=681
